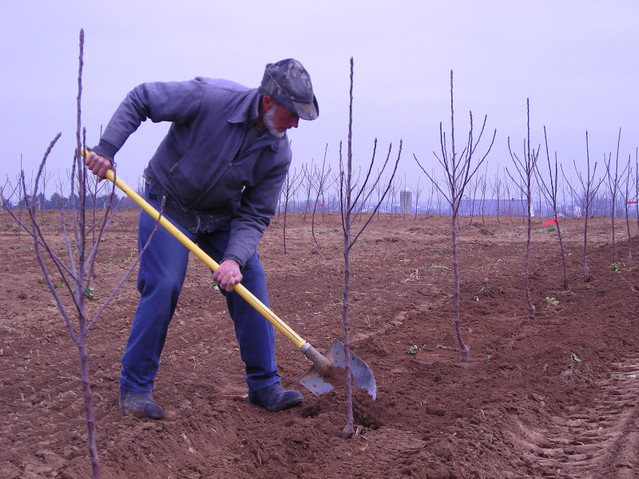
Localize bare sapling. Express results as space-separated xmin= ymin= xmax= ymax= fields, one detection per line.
xmin=310 ymin=145 xmax=334 ymax=249
xmin=279 ymin=166 xmax=302 ymax=254
xmin=6 ymin=30 xmax=161 ymax=478
xmin=466 ymin=175 xmax=481 ymax=224
xmin=413 ymin=177 xmax=424 ymax=219
xmin=506 ymin=98 xmax=539 ymax=319
xmin=387 ymin=177 xmax=400 ymax=215
xmin=371 ymin=168 xmax=389 ymax=220
xmin=339 ymin=58 xmax=401 ymax=438
xmin=38 ymin=163 xmax=54 ymax=222
xmin=561 ymin=132 xmax=604 ymax=280
xmin=534 ymin=179 xmax=543 ymax=217
xmin=54 ymin=172 xmax=70 ymax=210
xmin=1 ymin=176 xmax=21 ymax=211
xmin=15 ymin=168 xmax=30 ymax=244
xmin=492 ymin=168 xmax=503 ymax=223
xmin=536 ymin=126 xmax=569 ymax=289
xmin=503 ymin=173 xmax=514 ymax=216
xmin=301 ymin=161 xmax=314 ymax=222
xmin=426 ymin=169 xmax=437 ymax=214
xmin=621 ymin=155 xmax=633 ymax=260
xmin=603 ymin=128 xmax=625 ymax=266
xmin=478 ymin=166 xmax=489 ymax=224
xmin=414 ymin=70 xmax=496 ymax=360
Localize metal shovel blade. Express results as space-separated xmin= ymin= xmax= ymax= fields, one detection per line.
xmin=299 ymin=339 xmax=377 ymax=400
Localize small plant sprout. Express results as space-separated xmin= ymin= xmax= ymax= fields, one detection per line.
xmin=404 ymin=269 xmax=420 ymax=283
xmin=435 ymin=344 xmax=453 ymax=351
xmin=426 ymin=263 xmax=449 ymax=270
xmin=545 ymin=296 xmax=559 ymax=306
xmin=610 ymin=263 xmax=620 ymax=272
xmin=408 ymin=345 xmax=419 ymax=355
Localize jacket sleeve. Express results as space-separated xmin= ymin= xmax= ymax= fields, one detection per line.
xmin=223 ymin=150 xmax=291 ymax=267
xmin=92 ymin=80 xmax=205 ymax=160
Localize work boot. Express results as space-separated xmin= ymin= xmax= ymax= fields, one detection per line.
xmin=119 ymin=390 xmax=164 ymax=420
xmin=248 ymin=383 xmax=303 ymax=412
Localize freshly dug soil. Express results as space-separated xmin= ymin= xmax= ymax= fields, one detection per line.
xmin=1 ymin=211 xmax=638 ymax=478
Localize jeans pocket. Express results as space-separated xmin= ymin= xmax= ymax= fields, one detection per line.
xmin=146 ymin=183 xmax=158 ymax=201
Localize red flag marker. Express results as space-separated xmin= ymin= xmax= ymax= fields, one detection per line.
xmin=542 ymin=218 xmax=558 ymax=226
xmin=628 ymin=201 xmax=637 ymax=205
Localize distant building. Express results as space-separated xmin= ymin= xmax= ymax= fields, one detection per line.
xmin=400 ymin=189 xmax=412 ymax=214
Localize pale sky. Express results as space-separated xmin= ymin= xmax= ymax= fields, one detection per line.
xmin=1 ymin=0 xmax=637 ymax=197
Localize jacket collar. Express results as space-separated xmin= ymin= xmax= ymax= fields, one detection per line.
xmin=228 ymin=88 xmax=288 ymax=150
xmin=228 ymin=88 xmax=261 ymax=125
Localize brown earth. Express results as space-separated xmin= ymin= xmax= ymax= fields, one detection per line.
xmin=1 ymin=210 xmax=639 ymax=478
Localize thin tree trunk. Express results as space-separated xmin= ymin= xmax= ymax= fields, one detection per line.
xmin=78 ymin=333 xmax=100 ymax=478
xmin=451 ymin=216 xmax=469 ymax=360
xmin=556 ymin=220 xmax=569 ymax=290
xmin=525 ymin=204 xmax=535 ymax=318
xmin=341 ymin=238 xmax=354 ymax=438
xmin=583 ymin=206 xmax=591 ymax=279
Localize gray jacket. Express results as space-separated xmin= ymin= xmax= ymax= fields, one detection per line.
xmin=93 ymin=77 xmax=292 ymax=267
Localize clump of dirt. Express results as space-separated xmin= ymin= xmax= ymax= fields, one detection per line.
xmin=319 ymin=364 xmax=342 ymax=384
xmin=352 ymin=389 xmax=386 ymax=429
xmin=299 ymin=386 xmax=386 ymax=430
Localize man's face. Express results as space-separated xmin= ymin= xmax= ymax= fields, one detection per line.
xmin=262 ymin=99 xmax=300 ymax=138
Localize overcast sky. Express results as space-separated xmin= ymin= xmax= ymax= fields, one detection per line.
xmin=1 ymin=0 xmax=637 ymax=197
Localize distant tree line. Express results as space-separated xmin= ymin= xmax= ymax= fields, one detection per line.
xmin=274 ymin=190 xmax=637 ymax=219
xmin=3 ymin=179 xmax=635 ymax=219
xmin=1 ymin=191 xmax=140 ymax=211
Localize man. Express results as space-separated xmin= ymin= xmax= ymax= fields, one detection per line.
xmin=85 ymin=59 xmax=319 ymax=419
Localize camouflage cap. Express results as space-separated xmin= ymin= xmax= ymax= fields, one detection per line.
xmin=259 ymin=58 xmax=319 ymax=121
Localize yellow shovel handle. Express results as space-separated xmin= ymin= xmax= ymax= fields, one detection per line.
xmin=103 ymin=169 xmax=307 ymax=350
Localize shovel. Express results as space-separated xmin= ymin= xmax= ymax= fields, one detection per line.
xmin=96 ymin=167 xmax=376 ymax=399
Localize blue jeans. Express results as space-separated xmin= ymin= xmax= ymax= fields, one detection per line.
xmin=120 ymin=185 xmax=280 ymax=393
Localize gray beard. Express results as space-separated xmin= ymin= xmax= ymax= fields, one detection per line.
xmin=263 ymin=106 xmax=285 ymax=139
